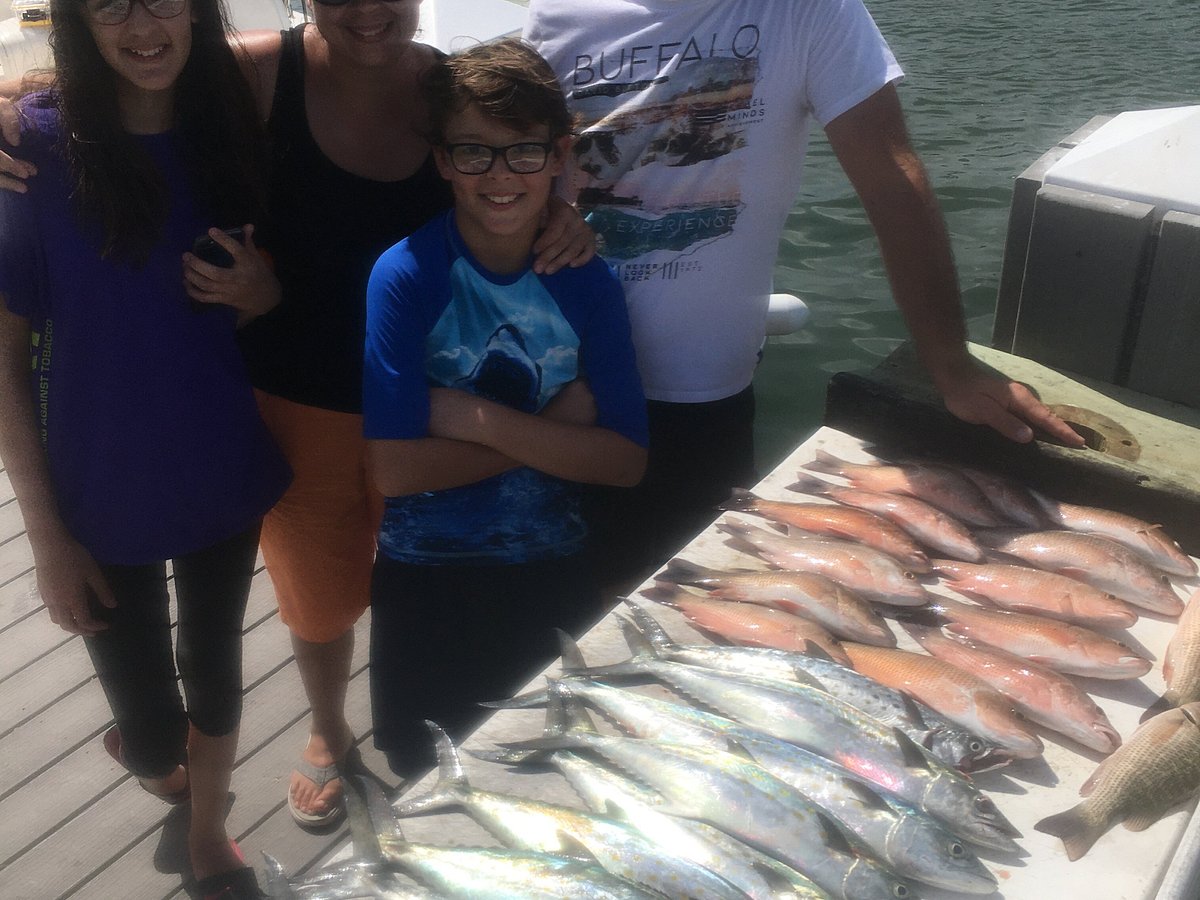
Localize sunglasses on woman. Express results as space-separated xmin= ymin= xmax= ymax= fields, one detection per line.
xmin=85 ymin=0 xmax=185 ymax=25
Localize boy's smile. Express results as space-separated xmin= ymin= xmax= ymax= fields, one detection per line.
xmin=435 ymin=103 xmax=570 ymax=274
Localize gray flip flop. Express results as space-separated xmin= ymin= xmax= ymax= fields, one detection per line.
xmin=287 ymin=756 xmax=345 ymax=830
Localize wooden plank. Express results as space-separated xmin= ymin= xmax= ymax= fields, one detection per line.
xmin=0 ymin=567 xmax=38 ymax=632
xmin=0 ymin=571 xmax=277 ymax=740
xmin=0 ymin=516 xmax=31 ymax=585
xmin=74 ymin=621 xmax=378 ymax=900
xmin=0 ymin=605 xmax=69 ymax=684
xmin=0 ymin=680 xmax=110 ymax=801
xmin=0 ymin=498 xmax=27 ymax=547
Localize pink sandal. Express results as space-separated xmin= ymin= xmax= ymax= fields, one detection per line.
xmin=103 ymin=725 xmax=191 ymax=805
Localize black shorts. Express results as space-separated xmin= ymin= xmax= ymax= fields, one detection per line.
xmin=583 ymin=384 xmax=758 ymax=591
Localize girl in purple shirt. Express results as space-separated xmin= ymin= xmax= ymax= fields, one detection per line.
xmin=0 ymin=0 xmax=288 ymax=896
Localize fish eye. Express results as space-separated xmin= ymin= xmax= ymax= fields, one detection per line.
xmin=949 ymin=841 xmax=966 ymax=859
xmin=969 ymin=739 xmax=984 ymax=753
xmin=892 ymin=884 xmax=911 ymax=899
xmin=903 ymin=571 xmax=916 ymax=580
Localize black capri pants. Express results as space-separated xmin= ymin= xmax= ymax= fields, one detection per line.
xmin=82 ymin=525 xmax=261 ymax=779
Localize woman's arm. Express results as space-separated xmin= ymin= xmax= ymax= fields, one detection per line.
xmin=0 ymin=303 xmax=115 ymax=633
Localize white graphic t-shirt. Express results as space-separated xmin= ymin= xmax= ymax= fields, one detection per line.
xmin=527 ymin=0 xmax=903 ymax=402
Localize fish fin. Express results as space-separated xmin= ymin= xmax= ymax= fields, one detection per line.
xmin=814 ymin=807 xmax=859 ymax=856
xmin=1140 ymin=691 xmax=1180 ymax=723
xmin=841 ymin=777 xmax=893 ymax=813
xmin=786 ymin=473 xmax=832 ymax=496
xmin=659 ymin=557 xmax=714 ymax=585
xmin=1079 ymin=762 xmax=1108 ymax=798
xmin=801 ymin=450 xmax=842 ymax=475
xmin=555 ymin=830 xmax=601 ymax=862
xmin=717 ymin=488 xmax=760 ymax=512
xmin=262 ymin=853 xmax=296 ymax=900
xmin=480 ymin=683 xmax=549 ymax=710
xmin=1123 ymin=812 xmax=1161 ymax=832
xmin=348 ymin=775 xmax=399 ymax=862
xmin=390 ymin=722 xmax=469 ymax=818
xmin=639 ymin=583 xmax=681 ymax=605
xmin=891 ymin=606 xmax=946 ymax=629
xmin=892 ymin=727 xmax=936 ymax=772
xmin=556 ymin=628 xmax=588 ymax=674
xmin=801 ymin=640 xmax=835 ymax=663
xmin=721 ymin=737 xmax=758 ymax=764
xmin=550 ymin=684 xmax=601 ymax=735
xmin=1034 ymin=805 xmax=1104 ymax=861
xmin=620 ymin=598 xmax=682 ymax=654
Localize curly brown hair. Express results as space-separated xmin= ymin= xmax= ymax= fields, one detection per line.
xmin=421 ymin=37 xmax=573 ymax=146
xmin=48 ymin=0 xmax=267 ymax=266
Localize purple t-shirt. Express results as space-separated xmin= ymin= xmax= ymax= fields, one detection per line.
xmin=0 ymin=93 xmax=289 ymax=564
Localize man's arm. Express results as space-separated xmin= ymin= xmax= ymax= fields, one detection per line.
xmin=825 ymin=84 xmax=1084 ymax=447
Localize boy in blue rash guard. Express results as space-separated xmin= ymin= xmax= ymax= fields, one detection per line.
xmin=363 ymin=37 xmax=648 ymax=779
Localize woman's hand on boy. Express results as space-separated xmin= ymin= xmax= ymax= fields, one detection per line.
xmin=0 ymin=96 xmax=37 ymax=194
xmin=182 ymin=224 xmax=281 ymax=325
xmin=532 ymin=196 xmax=596 ymax=274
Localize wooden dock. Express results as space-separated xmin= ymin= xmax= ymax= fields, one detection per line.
xmin=0 ymin=468 xmax=401 ymax=900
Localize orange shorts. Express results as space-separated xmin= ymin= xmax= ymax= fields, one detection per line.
xmin=255 ymin=391 xmax=384 ymax=643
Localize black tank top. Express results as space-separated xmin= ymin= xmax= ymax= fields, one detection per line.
xmin=239 ymin=25 xmax=452 ymax=413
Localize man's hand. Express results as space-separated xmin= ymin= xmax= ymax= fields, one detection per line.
xmin=938 ymin=362 xmax=1086 ymax=447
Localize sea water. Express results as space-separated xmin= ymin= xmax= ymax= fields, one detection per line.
xmin=755 ymin=0 xmax=1199 ymax=471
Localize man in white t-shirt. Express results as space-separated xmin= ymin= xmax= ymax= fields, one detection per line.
xmin=526 ymin=0 xmax=1083 ymax=585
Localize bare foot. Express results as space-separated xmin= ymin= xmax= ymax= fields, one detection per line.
xmin=190 ymin=835 xmax=243 ymax=882
xmin=140 ymin=764 xmax=188 ymax=800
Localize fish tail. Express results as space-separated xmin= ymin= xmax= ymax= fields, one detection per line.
xmin=785 ymin=473 xmax=833 ymax=496
xmin=801 ymin=450 xmax=843 ymax=476
xmin=716 ymin=488 xmax=760 ymax=512
xmin=347 ymin=775 xmax=401 ymax=862
xmin=262 ymin=854 xmax=295 ymax=900
xmin=619 ymin=598 xmax=679 ymax=654
xmin=1140 ymin=689 xmax=1182 ymax=723
xmin=659 ymin=557 xmax=717 ymax=586
xmin=1034 ymin=805 xmax=1107 ymax=861
xmin=392 ymin=723 xmax=468 ymax=817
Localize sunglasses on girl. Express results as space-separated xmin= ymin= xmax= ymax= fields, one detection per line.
xmin=85 ymin=0 xmax=185 ymax=25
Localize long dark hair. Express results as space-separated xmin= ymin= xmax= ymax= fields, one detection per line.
xmin=48 ymin=0 xmax=267 ymax=265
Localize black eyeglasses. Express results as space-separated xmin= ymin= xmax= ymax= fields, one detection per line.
xmin=85 ymin=0 xmax=186 ymax=24
xmin=444 ymin=142 xmax=554 ymax=176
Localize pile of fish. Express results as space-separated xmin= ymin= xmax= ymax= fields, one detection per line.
xmin=266 ymin=448 xmax=1200 ymax=896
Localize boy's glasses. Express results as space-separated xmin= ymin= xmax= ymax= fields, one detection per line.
xmin=85 ymin=0 xmax=186 ymax=24
xmin=445 ymin=142 xmax=553 ymax=176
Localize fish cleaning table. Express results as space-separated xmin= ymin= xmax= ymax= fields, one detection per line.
xmin=329 ymin=426 xmax=1200 ymax=900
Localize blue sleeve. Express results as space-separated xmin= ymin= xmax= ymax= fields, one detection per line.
xmin=553 ymin=260 xmax=649 ymax=447
xmin=363 ymin=234 xmax=448 ymax=440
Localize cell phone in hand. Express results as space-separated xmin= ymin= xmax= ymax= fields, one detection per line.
xmin=191 ymin=227 xmax=246 ymax=268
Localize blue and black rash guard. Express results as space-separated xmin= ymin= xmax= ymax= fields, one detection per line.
xmin=363 ymin=211 xmax=648 ymax=566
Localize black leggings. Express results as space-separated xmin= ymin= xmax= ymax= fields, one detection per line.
xmin=82 ymin=525 xmax=261 ymax=779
